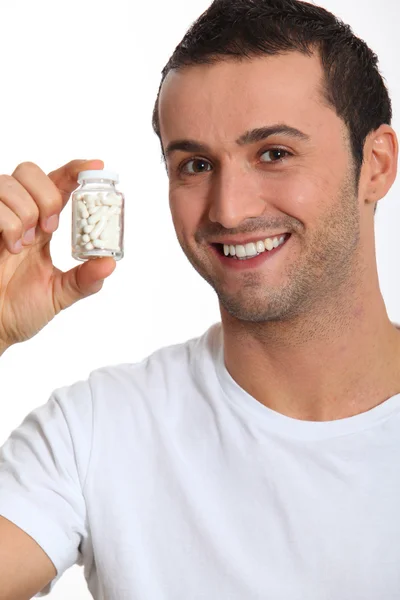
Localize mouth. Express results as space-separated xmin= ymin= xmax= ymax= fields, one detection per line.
xmin=210 ymin=233 xmax=292 ymax=269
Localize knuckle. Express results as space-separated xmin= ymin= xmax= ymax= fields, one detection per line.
xmin=23 ymin=205 xmax=40 ymax=226
xmin=0 ymin=174 xmax=15 ymax=189
xmin=14 ymin=161 xmax=38 ymax=173
xmin=6 ymin=220 xmax=22 ymax=236
xmin=47 ymin=190 xmax=63 ymax=213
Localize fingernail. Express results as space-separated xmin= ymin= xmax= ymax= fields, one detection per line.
xmin=22 ymin=227 xmax=36 ymax=244
xmin=44 ymin=214 xmax=59 ymax=233
xmin=12 ymin=239 xmax=22 ymax=252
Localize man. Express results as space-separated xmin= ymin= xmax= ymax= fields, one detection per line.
xmin=0 ymin=0 xmax=399 ymax=598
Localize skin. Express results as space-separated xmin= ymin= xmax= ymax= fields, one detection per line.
xmin=158 ymin=51 xmax=400 ymax=421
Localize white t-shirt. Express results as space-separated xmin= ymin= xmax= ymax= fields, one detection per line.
xmin=1 ymin=322 xmax=400 ymax=599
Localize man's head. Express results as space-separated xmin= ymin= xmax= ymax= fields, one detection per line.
xmin=153 ymin=0 xmax=397 ymax=323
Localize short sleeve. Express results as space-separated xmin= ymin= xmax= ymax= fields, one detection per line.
xmin=0 ymin=379 xmax=93 ymax=596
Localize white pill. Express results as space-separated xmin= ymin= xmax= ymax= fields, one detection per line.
xmin=78 ymin=218 xmax=88 ymax=229
xmin=90 ymin=217 xmax=108 ymax=241
xmin=82 ymin=234 xmax=91 ymax=243
xmin=100 ymin=214 xmax=119 ymax=241
xmin=83 ymin=224 xmax=95 ymax=234
xmin=88 ymin=206 xmax=108 ymax=225
xmin=85 ymin=242 xmax=94 ymax=250
xmin=76 ymin=193 xmax=84 ymax=201
xmin=92 ymin=239 xmax=107 ymax=249
xmin=77 ymin=201 xmax=89 ymax=219
xmin=84 ymin=194 xmax=96 ymax=207
xmin=101 ymin=193 xmax=122 ymax=207
xmin=101 ymin=239 xmax=119 ymax=250
xmin=107 ymin=206 xmax=119 ymax=216
xmin=88 ymin=206 xmax=101 ymax=215
xmin=98 ymin=192 xmax=109 ymax=203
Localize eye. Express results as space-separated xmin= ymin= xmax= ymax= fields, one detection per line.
xmin=260 ymin=148 xmax=291 ymax=163
xmin=181 ymin=158 xmax=213 ymax=175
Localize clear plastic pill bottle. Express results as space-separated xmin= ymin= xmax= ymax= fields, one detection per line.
xmin=71 ymin=169 xmax=124 ymax=262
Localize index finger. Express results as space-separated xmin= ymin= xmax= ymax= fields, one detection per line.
xmin=47 ymin=159 xmax=105 ymax=208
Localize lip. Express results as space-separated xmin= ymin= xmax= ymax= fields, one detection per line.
xmin=209 ymin=233 xmax=289 ymax=246
xmin=210 ymin=234 xmax=291 ymax=270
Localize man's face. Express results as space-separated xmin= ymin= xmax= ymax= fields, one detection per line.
xmin=158 ymin=52 xmax=362 ymax=322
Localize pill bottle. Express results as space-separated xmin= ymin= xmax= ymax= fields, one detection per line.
xmin=71 ymin=170 xmax=124 ymax=262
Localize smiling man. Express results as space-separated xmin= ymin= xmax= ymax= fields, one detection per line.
xmin=1 ymin=0 xmax=400 ymax=599
xmin=155 ymin=3 xmax=400 ymax=423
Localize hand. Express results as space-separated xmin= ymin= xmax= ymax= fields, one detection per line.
xmin=0 ymin=159 xmax=116 ymax=349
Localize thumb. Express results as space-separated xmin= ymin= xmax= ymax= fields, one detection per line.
xmin=54 ymin=257 xmax=117 ymax=311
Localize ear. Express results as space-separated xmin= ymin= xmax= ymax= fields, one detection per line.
xmin=362 ymin=124 xmax=398 ymax=206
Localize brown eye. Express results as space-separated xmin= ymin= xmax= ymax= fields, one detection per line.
xmin=260 ymin=149 xmax=291 ymax=163
xmin=182 ymin=158 xmax=212 ymax=175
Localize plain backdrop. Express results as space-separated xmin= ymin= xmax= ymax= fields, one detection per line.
xmin=0 ymin=0 xmax=399 ymax=597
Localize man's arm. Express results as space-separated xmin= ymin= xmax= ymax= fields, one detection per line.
xmin=0 ymin=515 xmax=56 ymax=600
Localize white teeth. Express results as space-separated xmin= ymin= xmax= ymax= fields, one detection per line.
xmin=244 ymin=243 xmax=258 ymax=257
xmin=222 ymin=234 xmax=288 ymax=259
xmin=256 ymin=241 xmax=265 ymax=253
xmin=265 ymin=238 xmax=274 ymax=251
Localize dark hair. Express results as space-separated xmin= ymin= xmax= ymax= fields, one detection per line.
xmin=153 ymin=0 xmax=393 ymax=211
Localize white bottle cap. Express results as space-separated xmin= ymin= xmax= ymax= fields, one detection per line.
xmin=77 ymin=169 xmax=119 ymax=184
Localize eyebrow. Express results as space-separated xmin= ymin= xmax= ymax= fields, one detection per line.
xmin=164 ymin=124 xmax=311 ymax=159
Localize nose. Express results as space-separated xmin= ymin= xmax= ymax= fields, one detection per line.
xmin=207 ymin=165 xmax=266 ymax=229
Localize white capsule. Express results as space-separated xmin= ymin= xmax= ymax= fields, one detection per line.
xmin=98 ymin=192 xmax=107 ymax=202
xmin=83 ymin=224 xmax=95 ymax=234
xmin=100 ymin=214 xmax=120 ymax=241
xmin=88 ymin=205 xmax=101 ymax=216
xmin=77 ymin=201 xmax=89 ymax=219
xmin=103 ymin=240 xmax=120 ymax=251
xmin=92 ymin=239 xmax=107 ymax=249
xmin=75 ymin=193 xmax=84 ymax=201
xmin=107 ymin=205 xmax=120 ymax=216
xmin=78 ymin=218 xmax=88 ymax=229
xmin=88 ymin=206 xmax=109 ymax=225
xmin=100 ymin=193 xmax=122 ymax=207
xmin=85 ymin=242 xmax=94 ymax=250
xmin=90 ymin=217 xmax=108 ymax=241
xmin=82 ymin=234 xmax=91 ymax=243
xmin=84 ymin=194 xmax=96 ymax=207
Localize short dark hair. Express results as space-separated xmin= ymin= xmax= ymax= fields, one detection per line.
xmin=153 ymin=0 xmax=393 ymax=212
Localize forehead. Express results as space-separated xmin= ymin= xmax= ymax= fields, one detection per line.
xmin=158 ymin=52 xmax=343 ymax=146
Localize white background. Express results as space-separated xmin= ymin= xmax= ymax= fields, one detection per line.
xmin=0 ymin=0 xmax=398 ymax=597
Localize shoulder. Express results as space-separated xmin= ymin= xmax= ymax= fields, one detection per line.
xmin=85 ymin=321 xmax=222 ymax=408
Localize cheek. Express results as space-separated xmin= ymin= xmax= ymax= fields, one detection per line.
xmin=169 ymin=187 xmax=204 ymax=240
xmin=266 ymin=170 xmax=332 ymax=222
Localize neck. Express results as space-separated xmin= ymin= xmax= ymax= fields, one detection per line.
xmin=220 ymin=277 xmax=400 ymax=422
